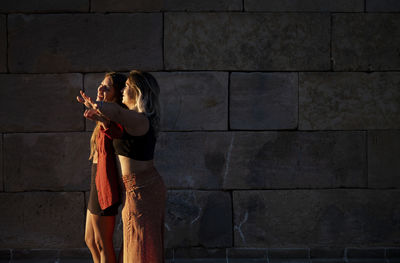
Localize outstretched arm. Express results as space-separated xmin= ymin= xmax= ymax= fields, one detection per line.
xmin=98 ymin=102 xmax=149 ymax=136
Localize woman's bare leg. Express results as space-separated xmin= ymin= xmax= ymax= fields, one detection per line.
xmin=85 ymin=210 xmax=101 ymax=263
xmin=91 ymin=214 xmax=117 ymax=263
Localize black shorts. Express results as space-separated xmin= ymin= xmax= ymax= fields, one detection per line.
xmin=88 ymin=163 xmax=120 ymax=216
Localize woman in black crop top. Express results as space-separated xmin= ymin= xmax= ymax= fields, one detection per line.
xmin=80 ymin=70 xmax=166 ymax=263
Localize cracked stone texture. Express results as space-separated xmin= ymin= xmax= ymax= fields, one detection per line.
xmin=153 ymin=72 xmax=228 ymax=131
xmin=155 ymin=132 xmax=232 ymax=189
xmin=0 ymin=192 xmax=85 ymax=248
xmin=299 ymin=72 xmax=400 ymax=130
xmin=8 ymin=14 xmax=162 ymax=73
xmin=0 ymin=0 xmax=88 ymax=12
xmin=223 ymin=131 xmax=366 ymax=189
xmin=0 ymin=74 xmax=83 ymax=132
xmin=165 ymin=13 xmax=330 ymax=71
xmin=332 ymin=14 xmax=400 ymax=71
xmin=245 ymin=0 xmax=363 ymax=12
xmin=165 ymin=190 xmax=232 ymax=248
xmin=368 ymin=130 xmax=400 ymax=188
xmin=4 ymin=132 xmax=91 ymax=191
xmin=366 ymin=0 xmax=400 ymax=11
xmin=230 ymin=72 xmax=298 ymax=130
xmin=233 ymin=190 xmax=400 ymax=247
xmin=0 ymin=16 xmax=5 ymax=72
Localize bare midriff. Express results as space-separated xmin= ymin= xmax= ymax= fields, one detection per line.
xmin=116 ymin=154 xmax=155 ymax=176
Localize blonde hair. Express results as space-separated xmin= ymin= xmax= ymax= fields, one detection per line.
xmin=89 ymin=72 xmax=127 ymax=160
xmin=126 ymin=70 xmax=161 ymax=136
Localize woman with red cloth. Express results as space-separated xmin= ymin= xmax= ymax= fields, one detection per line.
xmin=77 ymin=72 xmax=126 ymax=263
xmin=79 ymin=70 xmax=166 ymax=263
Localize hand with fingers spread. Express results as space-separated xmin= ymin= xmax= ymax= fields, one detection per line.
xmin=77 ymin=90 xmax=99 ymax=109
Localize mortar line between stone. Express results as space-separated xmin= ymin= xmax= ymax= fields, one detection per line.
xmin=330 ymin=13 xmax=333 ymax=71
xmin=228 ymin=72 xmax=231 ymax=130
xmin=242 ymin=0 xmax=245 ymax=11
xmin=2 ymin=133 xmax=4 ymax=192
xmin=162 ymin=12 xmax=165 ymax=70
xmin=230 ymin=190 xmax=234 ymax=248
xmin=5 ymin=14 xmax=9 ymax=73
xmin=365 ymin=131 xmax=369 ymax=188
xmin=297 ymin=72 xmax=299 ymax=130
xmin=89 ymin=0 xmax=92 ymax=13
xmin=364 ymin=0 xmax=367 ymax=12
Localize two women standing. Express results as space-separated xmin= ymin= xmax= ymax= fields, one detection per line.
xmin=77 ymin=70 xmax=166 ymax=263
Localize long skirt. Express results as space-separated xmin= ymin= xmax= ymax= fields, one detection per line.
xmin=121 ymin=167 xmax=166 ymax=263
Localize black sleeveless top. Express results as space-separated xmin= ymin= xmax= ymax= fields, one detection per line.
xmin=113 ymin=124 xmax=156 ymax=161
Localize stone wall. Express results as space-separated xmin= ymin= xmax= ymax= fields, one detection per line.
xmin=0 ymin=0 xmax=399 ymax=261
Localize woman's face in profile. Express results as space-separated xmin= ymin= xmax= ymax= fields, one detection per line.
xmin=97 ymin=76 xmax=116 ymax=102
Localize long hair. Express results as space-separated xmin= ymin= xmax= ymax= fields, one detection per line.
xmin=89 ymin=72 xmax=127 ymax=160
xmin=126 ymin=70 xmax=161 ymax=136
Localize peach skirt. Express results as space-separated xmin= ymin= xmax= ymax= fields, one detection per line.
xmin=121 ymin=167 xmax=166 ymax=263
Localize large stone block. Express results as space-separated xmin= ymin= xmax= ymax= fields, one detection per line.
xmin=230 ymin=72 xmax=298 ymax=130
xmin=368 ymin=130 xmax=400 ymax=188
xmin=223 ymin=131 xmax=366 ymax=189
xmin=4 ymin=132 xmax=92 ymax=191
xmin=8 ymin=14 xmax=162 ymax=73
xmin=153 ymin=72 xmax=228 ymax=130
xmin=0 ymin=16 xmax=5 ymax=73
xmin=92 ymin=0 xmax=163 ymax=12
xmin=233 ymin=190 xmax=400 ymax=247
xmin=0 ymin=74 xmax=84 ymax=132
xmin=245 ymin=0 xmax=363 ymax=12
xmin=366 ymin=0 xmax=400 ymax=12
xmin=165 ymin=190 xmax=232 ymax=248
xmin=165 ymin=0 xmax=242 ymax=11
xmin=299 ymin=72 xmax=400 ymax=130
xmin=165 ymin=13 xmax=330 ymax=71
xmin=332 ymin=14 xmax=400 ymax=71
xmin=155 ymin=132 xmax=232 ymax=189
xmin=0 ymin=192 xmax=85 ymax=248
xmin=0 ymin=0 xmax=88 ymax=13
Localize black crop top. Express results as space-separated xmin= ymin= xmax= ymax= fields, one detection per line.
xmin=113 ymin=124 xmax=156 ymax=161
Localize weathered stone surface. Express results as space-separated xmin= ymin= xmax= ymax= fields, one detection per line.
xmin=0 ymin=16 xmax=5 ymax=73
xmin=4 ymin=132 xmax=92 ymax=191
xmin=0 ymin=192 xmax=85 ymax=248
xmin=174 ymin=247 xmax=226 ymax=258
xmin=165 ymin=13 xmax=330 ymax=71
xmin=233 ymin=190 xmax=400 ymax=247
xmin=332 ymin=14 xmax=400 ymax=71
xmin=223 ymin=131 xmax=366 ymax=189
xmin=155 ymin=132 xmax=232 ymax=189
xmin=165 ymin=190 xmax=232 ymax=248
xmin=0 ymin=74 xmax=83 ymax=132
xmin=245 ymin=0 xmax=363 ymax=11
xmin=153 ymin=72 xmax=228 ymax=131
xmin=299 ymin=72 xmax=400 ymax=130
xmin=0 ymin=0 xmax=88 ymax=13
xmin=8 ymin=14 xmax=162 ymax=73
xmin=310 ymin=247 xmax=345 ymax=258
xmin=227 ymin=248 xmax=267 ymax=259
xmin=165 ymin=0 xmax=242 ymax=11
xmin=12 ymin=249 xmax=59 ymax=262
xmin=230 ymin=72 xmax=298 ymax=130
xmin=366 ymin=0 xmax=400 ymax=12
xmin=346 ymin=248 xmax=385 ymax=258
xmin=368 ymin=131 xmax=400 ymax=188
xmin=92 ymin=0 xmax=163 ymax=12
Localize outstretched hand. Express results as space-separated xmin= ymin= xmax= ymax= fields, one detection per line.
xmin=76 ymin=90 xmax=98 ymax=109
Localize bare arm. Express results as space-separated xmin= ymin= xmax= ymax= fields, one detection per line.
xmin=98 ymin=102 xmax=149 ymax=136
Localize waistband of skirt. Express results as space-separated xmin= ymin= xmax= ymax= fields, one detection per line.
xmin=121 ymin=167 xmax=160 ymax=189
